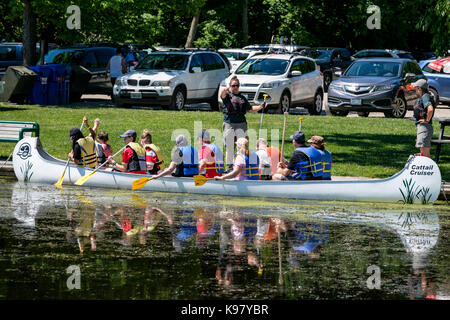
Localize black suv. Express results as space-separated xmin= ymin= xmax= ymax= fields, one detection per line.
xmin=44 ymin=45 xmax=116 ymax=95
xmin=299 ymin=47 xmax=352 ymax=91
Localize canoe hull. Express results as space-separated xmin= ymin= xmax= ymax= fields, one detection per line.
xmin=13 ymin=137 xmax=442 ymax=204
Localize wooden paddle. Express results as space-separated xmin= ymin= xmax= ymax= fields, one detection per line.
xmin=74 ymin=145 xmax=126 ymax=186
xmin=55 ymin=122 xmax=84 ymax=188
xmin=131 ymin=176 xmax=154 ymax=191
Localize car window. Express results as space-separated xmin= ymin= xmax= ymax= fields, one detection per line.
xmin=190 ymin=54 xmax=204 ymax=71
xmin=222 ymin=52 xmax=238 ymax=61
xmin=422 ymin=63 xmax=438 ymax=74
xmin=211 ymin=53 xmax=225 ymax=70
xmin=201 ymin=53 xmax=224 ymax=71
xmin=239 ymin=52 xmax=249 ymax=60
xmin=306 ymin=60 xmax=316 ymax=73
xmin=300 ymin=49 xmax=332 ymax=63
xmin=236 ymin=58 xmax=289 ymax=75
xmin=0 ymin=46 xmax=18 ymax=61
xmin=340 ymin=49 xmax=351 ymax=59
xmin=95 ymin=49 xmax=115 ymax=68
xmin=45 ymin=49 xmax=85 ymax=64
xmin=290 ymin=59 xmax=306 ymax=74
xmin=81 ymin=51 xmax=98 ymax=68
xmin=346 ymin=61 xmax=402 ymax=77
xmin=136 ymin=53 xmax=189 ymax=70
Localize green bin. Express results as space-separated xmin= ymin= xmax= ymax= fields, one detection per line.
xmin=2 ymin=66 xmax=37 ymax=103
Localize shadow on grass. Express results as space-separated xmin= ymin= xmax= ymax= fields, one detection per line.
xmin=0 ymin=106 xmax=27 ymax=112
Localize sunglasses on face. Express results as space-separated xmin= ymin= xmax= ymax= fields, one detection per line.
xmin=231 ymin=84 xmax=240 ymax=88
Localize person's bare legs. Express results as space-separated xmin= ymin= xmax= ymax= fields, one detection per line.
xmin=420 ymin=147 xmax=431 ymax=158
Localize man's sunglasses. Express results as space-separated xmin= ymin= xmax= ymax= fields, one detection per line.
xmin=231 ymin=84 xmax=240 ymax=87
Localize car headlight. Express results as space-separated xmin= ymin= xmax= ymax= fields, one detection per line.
xmin=373 ymin=84 xmax=395 ymax=92
xmin=329 ymin=83 xmax=344 ymax=91
xmin=152 ymin=81 xmax=171 ymax=87
xmin=261 ymin=82 xmax=279 ymax=88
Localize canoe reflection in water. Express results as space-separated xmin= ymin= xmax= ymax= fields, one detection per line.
xmin=6 ymin=182 xmax=449 ymax=299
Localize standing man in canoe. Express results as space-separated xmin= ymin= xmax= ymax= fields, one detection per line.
xmin=198 ymin=129 xmax=224 ymax=179
xmin=273 ymin=131 xmax=323 ymax=181
xmin=152 ymin=135 xmax=199 ymax=179
xmin=221 ymin=76 xmax=267 ymax=172
xmin=108 ymin=129 xmax=147 ymax=174
xmin=68 ymin=116 xmax=100 ymax=168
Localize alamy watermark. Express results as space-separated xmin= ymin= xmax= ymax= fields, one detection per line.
xmin=66 ymin=5 xmax=81 ymax=30
xmin=367 ymin=5 xmax=381 ymax=30
xmin=66 ymin=265 xmax=81 ymax=290
xmin=366 ymin=265 xmax=381 ymax=289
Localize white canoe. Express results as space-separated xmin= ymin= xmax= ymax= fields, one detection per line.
xmin=13 ymin=137 xmax=442 ymax=204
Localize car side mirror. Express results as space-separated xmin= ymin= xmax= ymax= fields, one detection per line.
xmin=290 ymin=70 xmax=302 ymax=77
xmin=404 ymin=73 xmax=415 ymax=79
xmin=191 ymin=66 xmax=202 ymax=73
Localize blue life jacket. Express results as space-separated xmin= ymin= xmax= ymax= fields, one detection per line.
xmin=292 ymin=146 xmax=323 ymax=180
xmin=234 ymin=151 xmax=260 ymax=180
xmin=317 ymin=149 xmax=332 ymax=180
xmin=179 ymin=145 xmax=199 ymax=176
xmin=204 ymin=143 xmax=225 ymax=174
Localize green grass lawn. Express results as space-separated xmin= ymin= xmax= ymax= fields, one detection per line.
xmin=1 ymin=103 xmax=448 ymax=180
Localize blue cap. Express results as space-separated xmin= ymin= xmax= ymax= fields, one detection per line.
xmin=290 ymin=131 xmax=305 ymax=144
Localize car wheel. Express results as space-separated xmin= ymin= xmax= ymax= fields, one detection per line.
xmin=330 ymin=109 xmax=349 ymax=117
xmin=357 ymin=112 xmax=370 ymax=117
xmin=276 ymin=91 xmax=291 ymax=114
xmin=170 ymin=86 xmax=186 ymax=111
xmin=429 ymin=87 xmax=439 ymax=106
xmin=386 ymin=95 xmax=407 ymax=118
xmin=308 ymin=91 xmax=323 ymax=115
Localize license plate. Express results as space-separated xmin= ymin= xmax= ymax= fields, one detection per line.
xmin=130 ymin=92 xmax=142 ymax=99
xmin=351 ymin=99 xmax=362 ymax=105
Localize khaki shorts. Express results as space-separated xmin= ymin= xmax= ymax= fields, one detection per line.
xmin=416 ymin=123 xmax=433 ymax=148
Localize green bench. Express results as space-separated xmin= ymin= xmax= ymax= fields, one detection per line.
xmin=0 ymin=120 xmax=40 ymax=143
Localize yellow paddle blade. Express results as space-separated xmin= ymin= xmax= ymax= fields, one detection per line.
xmin=54 ymin=174 xmax=64 ymax=188
xmin=131 ymin=177 xmax=153 ymax=191
xmin=194 ymin=175 xmax=209 ymax=186
xmin=74 ymin=170 xmax=97 ymax=186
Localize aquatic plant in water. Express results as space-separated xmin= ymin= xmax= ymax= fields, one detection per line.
xmin=20 ymin=161 xmax=33 ymax=182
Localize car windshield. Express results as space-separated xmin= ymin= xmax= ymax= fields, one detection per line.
xmin=299 ymin=49 xmax=332 ymax=62
xmin=344 ymin=61 xmax=402 ymax=77
xmin=45 ymin=49 xmax=85 ymax=64
xmin=235 ymin=58 xmax=289 ymax=75
xmin=136 ymin=53 xmax=189 ymax=70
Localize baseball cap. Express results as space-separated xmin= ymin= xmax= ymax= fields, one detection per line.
xmin=120 ymin=129 xmax=137 ymax=138
xmin=412 ymin=79 xmax=428 ymax=89
xmin=198 ymin=129 xmax=210 ymax=141
xmin=308 ymin=135 xmax=325 ymax=146
xmin=69 ymin=128 xmax=82 ymax=140
xmin=290 ymin=131 xmax=305 ymax=144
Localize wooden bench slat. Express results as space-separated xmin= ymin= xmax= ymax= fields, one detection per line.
xmin=0 ymin=121 xmax=39 ymax=142
xmin=431 ymin=139 xmax=450 ymax=144
xmin=0 ymin=123 xmax=35 ymax=128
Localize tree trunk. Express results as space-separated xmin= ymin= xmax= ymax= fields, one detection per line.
xmin=185 ymin=10 xmax=200 ymax=48
xmin=22 ymin=0 xmax=36 ymax=66
xmin=242 ymin=0 xmax=248 ymax=46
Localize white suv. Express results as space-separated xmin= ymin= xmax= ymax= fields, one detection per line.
xmin=218 ymin=53 xmax=324 ymax=114
xmin=113 ymin=50 xmax=230 ymax=110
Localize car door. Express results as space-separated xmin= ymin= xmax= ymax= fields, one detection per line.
xmin=288 ymin=59 xmax=308 ymax=103
xmin=186 ymin=53 xmax=205 ymax=99
xmin=208 ymin=53 xmax=228 ymax=96
xmin=199 ymin=53 xmax=220 ymax=99
xmin=435 ymin=68 xmax=450 ymax=99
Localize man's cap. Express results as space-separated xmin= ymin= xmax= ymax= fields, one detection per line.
xmin=120 ymin=129 xmax=137 ymax=138
xmin=412 ymin=79 xmax=428 ymax=89
xmin=69 ymin=128 xmax=83 ymax=140
xmin=198 ymin=129 xmax=210 ymax=141
xmin=290 ymin=131 xmax=305 ymax=144
xmin=308 ymin=135 xmax=325 ymax=146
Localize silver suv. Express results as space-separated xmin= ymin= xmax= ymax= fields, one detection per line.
xmin=113 ymin=49 xmax=230 ymax=110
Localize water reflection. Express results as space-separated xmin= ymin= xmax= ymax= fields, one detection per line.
xmin=1 ymin=180 xmax=449 ymax=300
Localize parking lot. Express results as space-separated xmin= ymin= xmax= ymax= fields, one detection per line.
xmin=80 ymin=93 xmax=450 ymax=118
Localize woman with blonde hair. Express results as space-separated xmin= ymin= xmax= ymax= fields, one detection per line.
xmin=215 ymin=137 xmax=260 ymax=181
xmin=140 ymin=129 xmax=165 ymax=174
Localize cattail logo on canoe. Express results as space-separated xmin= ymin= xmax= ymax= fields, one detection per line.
xmin=17 ymin=142 xmax=32 ymax=160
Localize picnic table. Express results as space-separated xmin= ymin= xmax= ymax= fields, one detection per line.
xmin=431 ymin=118 xmax=450 ymax=163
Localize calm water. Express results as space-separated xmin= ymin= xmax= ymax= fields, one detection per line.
xmin=0 ymin=176 xmax=449 ymax=300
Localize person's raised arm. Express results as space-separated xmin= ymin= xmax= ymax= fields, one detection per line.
xmin=221 ymin=87 xmax=230 ymax=99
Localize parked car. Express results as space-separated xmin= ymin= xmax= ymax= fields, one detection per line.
xmin=352 ymin=49 xmax=415 ymax=61
xmin=420 ymin=57 xmax=450 ymax=105
xmin=327 ymin=58 xmax=426 ymax=118
xmin=44 ymin=45 xmax=116 ymax=96
xmin=242 ymin=44 xmax=309 ymax=53
xmin=218 ymin=49 xmax=262 ymax=73
xmin=412 ymin=51 xmax=436 ymax=62
xmin=0 ymin=42 xmax=57 ymax=80
xmin=113 ymin=49 xmax=230 ymax=110
xmin=218 ymin=53 xmax=324 ymax=115
xmin=299 ymin=47 xmax=352 ymax=92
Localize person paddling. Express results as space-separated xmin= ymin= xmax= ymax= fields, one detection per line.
xmin=108 ymin=129 xmax=147 ymax=174
xmin=68 ymin=116 xmax=99 ymax=168
xmin=198 ymin=129 xmax=224 ymax=179
xmin=140 ymin=129 xmax=165 ymax=174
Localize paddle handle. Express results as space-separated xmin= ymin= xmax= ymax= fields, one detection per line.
xmin=280 ymin=112 xmax=288 ymax=158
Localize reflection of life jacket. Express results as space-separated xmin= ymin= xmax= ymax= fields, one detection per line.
xmin=317 ymin=149 xmax=332 ymax=180
xmin=292 ymin=146 xmax=323 ymax=180
xmin=179 ymin=145 xmax=199 ymax=176
xmin=234 ymin=151 xmax=260 ymax=180
xmin=267 ymin=147 xmax=281 ymax=176
xmin=143 ymin=143 xmax=165 ymax=173
xmin=126 ymin=142 xmax=147 ymax=172
xmin=202 ymin=143 xmax=225 ymax=177
xmin=77 ymin=136 xmax=98 ymax=168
